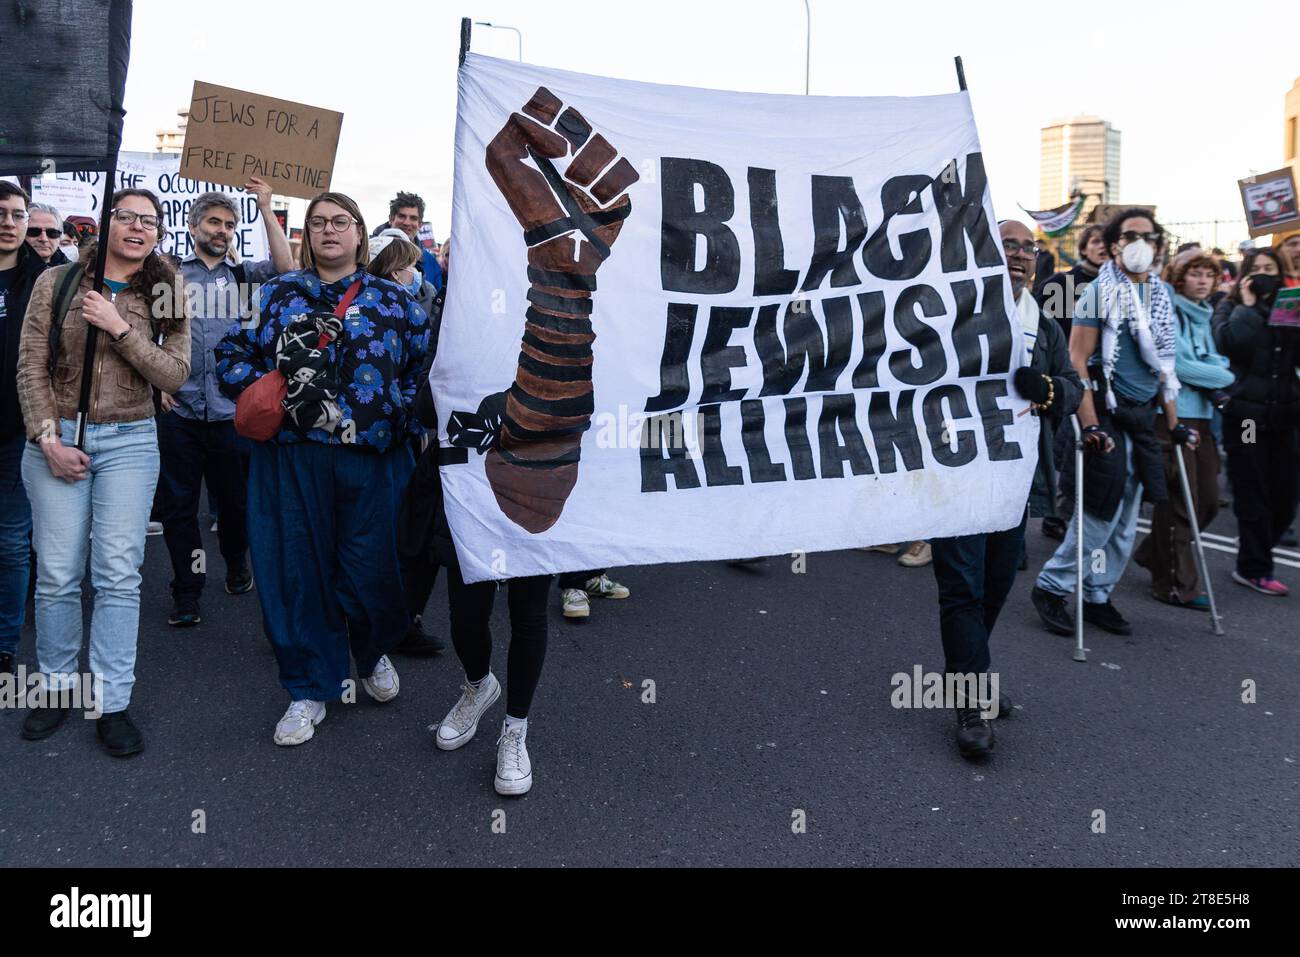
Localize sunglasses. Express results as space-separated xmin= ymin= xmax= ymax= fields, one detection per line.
xmin=1120 ymin=230 xmax=1162 ymax=245
xmin=27 ymin=226 xmax=61 ymax=240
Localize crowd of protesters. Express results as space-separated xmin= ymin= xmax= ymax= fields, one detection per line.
xmin=0 ymin=175 xmax=1296 ymax=781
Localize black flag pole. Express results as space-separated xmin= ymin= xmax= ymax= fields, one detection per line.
xmin=460 ymin=17 xmax=472 ymax=65
xmin=954 ymin=56 xmax=967 ymax=92
xmin=74 ymin=157 xmax=119 ymax=449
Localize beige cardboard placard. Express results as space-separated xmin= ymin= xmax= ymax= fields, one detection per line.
xmin=179 ymin=81 xmax=343 ymax=200
xmin=1238 ymin=167 xmax=1300 ymax=239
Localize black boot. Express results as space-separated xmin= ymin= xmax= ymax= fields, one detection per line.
xmin=956 ymin=706 xmax=994 ymax=758
xmin=21 ymin=705 xmax=70 ymax=741
xmin=394 ymin=615 xmax=444 ymax=658
xmin=224 ymin=565 xmax=254 ymax=595
xmin=97 ymin=710 xmax=144 ymax=757
xmin=1083 ymin=600 xmax=1132 ymax=635
xmin=168 ymin=597 xmax=201 ymax=627
xmin=1031 ymin=586 xmax=1073 ymax=636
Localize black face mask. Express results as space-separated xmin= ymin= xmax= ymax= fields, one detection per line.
xmin=1250 ymin=274 xmax=1281 ymax=303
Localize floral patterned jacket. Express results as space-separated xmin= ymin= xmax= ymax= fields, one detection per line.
xmin=214 ymin=268 xmax=429 ymax=452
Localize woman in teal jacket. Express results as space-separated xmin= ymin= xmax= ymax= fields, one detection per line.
xmin=1135 ymin=252 xmax=1234 ymax=607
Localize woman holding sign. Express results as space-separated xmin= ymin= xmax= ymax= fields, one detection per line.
xmin=215 ymin=192 xmax=430 ymax=746
xmin=16 ymin=188 xmax=191 ymax=757
xmin=1212 ymin=249 xmax=1300 ymax=596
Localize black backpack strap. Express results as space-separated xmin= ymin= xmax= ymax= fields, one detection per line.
xmin=47 ymin=263 xmax=85 ymax=378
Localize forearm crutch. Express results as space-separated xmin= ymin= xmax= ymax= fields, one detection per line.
xmin=1174 ymin=442 xmax=1225 ymax=636
xmin=1071 ymin=415 xmax=1086 ymax=663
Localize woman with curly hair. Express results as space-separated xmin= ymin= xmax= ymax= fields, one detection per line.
xmin=16 ymin=188 xmax=191 ymax=756
xmin=215 ymin=192 xmax=430 ymax=746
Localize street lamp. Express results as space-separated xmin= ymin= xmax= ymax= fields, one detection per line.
xmin=475 ymin=21 xmax=523 ymax=62
xmin=803 ymin=1 xmax=811 ymax=95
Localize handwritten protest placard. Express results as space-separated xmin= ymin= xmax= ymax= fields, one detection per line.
xmin=179 ymin=81 xmax=343 ymax=199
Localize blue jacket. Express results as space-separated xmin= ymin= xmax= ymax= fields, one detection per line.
xmin=1171 ymin=294 xmax=1233 ymax=420
xmin=214 ymin=268 xmax=429 ymax=453
xmin=419 ymin=249 xmax=443 ymax=291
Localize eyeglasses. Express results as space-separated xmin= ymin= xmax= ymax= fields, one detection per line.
xmin=1003 ymin=240 xmax=1040 ymax=257
xmin=306 ymin=215 xmax=357 ymax=233
xmin=1120 ymin=230 xmax=1162 ymax=245
xmin=111 ymin=208 xmax=161 ymax=230
xmin=0 ymin=209 xmax=30 ymax=225
xmin=28 ymin=226 xmax=61 ymax=240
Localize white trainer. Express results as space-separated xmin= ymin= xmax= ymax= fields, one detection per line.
xmin=561 ymin=588 xmax=590 ymax=618
xmin=436 ymin=673 xmax=501 ymax=750
xmin=584 ymin=573 xmax=630 ymax=599
xmin=362 ymin=655 xmax=400 ymax=703
xmin=274 ymin=699 xmax=326 ymax=746
xmin=494 ymin=720 xmax=533 ymax=796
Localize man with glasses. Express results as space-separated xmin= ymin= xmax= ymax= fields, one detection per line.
xmin=1031 ymin=208 xmax=1191 ymax=638
xmin=0 ymin=182 xmax=54 ymax=677
xmin=928 ymin=221 xmax=1082 ymax=758
xmin=25 ymin=203 xmax=70 ymax=266
xmin=155 ymin=176 xmax=294 ymax=628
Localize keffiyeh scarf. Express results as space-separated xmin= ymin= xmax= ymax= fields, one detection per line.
xmin=275 ymin=312 xmax=344 ymax=434
xmin=1094 ymin=259 xmax=1179 ymax=410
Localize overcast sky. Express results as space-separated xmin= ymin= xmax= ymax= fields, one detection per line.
xmin=122 ymin=0 xmax=1298 ymax=241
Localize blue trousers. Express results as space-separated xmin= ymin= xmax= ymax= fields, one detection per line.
xmin=248 ymin=440 xmax=414 ymax=701
xmin=0 ymin=432 xmax=32 ymax=656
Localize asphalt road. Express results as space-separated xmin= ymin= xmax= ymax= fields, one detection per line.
xmin=0 ymin=507 xmax=1296 ymax=868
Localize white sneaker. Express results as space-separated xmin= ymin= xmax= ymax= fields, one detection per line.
xmin=274 ymin=699 xmax=326 ymax=746
xmin=561 ymin=588 xmax=590 ymax=618
xmin=147 ymin=521 xmax=164 ymax=536
xmin=361 ymin=655 xmax=400 ymax=703
xmin=494 ymin=720 xmax=533 ymax=796
xmin=435 ymin=673 xmax=501 ymax=750
xmin=584 ymin=573 xmax=630 ymax=599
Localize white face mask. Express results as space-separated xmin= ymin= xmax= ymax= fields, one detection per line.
xmin=1121 ymin=239 xmax=1155 ymax=274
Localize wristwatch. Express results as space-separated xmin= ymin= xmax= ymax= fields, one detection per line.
xmin=111 ymin=327 xmax=130 ymax=343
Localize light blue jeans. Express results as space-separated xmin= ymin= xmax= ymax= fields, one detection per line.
xmin=1036 ymin=439 xmax=1143 ymax=604
xmin=21 ymin=418 xmax=159 ymax=714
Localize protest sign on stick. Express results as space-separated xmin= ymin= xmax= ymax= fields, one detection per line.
xmin=1238 ymin=167 xmax=1300 ymax=238
xmin=432 ymin=54 xmax=1037 ymax=583
xmin=179 ymin=81 xmax=343 ymax=199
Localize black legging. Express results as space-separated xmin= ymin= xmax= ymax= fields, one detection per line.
xmin=446 ymin=566 xmax=552 ymax=718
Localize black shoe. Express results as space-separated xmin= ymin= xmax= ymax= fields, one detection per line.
xmin=224 ymin=567 xmax=254 ymax=595
xmin=1031 ymin=586 xmax=1074 ymax=636
xmin=1083 ymin=600 xmax=1132 ymax=635
xmin=0 ymin=651 xmax=14 ymax=679
xmin=1041 ymin=517 xmax=1067 ymax=542
xmin=956 ymin=707 xmax=994 ymax=758
xmin=168 ymin=598 xmax=201 ymax=627
xmin=394 ymin=616 xmax=444 ymax=658
xmin=21 ymin=705 xmax=70 ymax=741
xmin=97 ymin=710 xmax=144 ymax=757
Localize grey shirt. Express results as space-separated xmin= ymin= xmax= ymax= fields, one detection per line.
xmin=176 ymin=255 xmax=278 ymax=421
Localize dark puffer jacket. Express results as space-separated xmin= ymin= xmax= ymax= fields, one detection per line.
xmin=1211 ymin=299 xmax=1300 ymax=432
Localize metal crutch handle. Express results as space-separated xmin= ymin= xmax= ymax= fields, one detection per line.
xmin=1173 ymin=441 xmax=1225 ymax=636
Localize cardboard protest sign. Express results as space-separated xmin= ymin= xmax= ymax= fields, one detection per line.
xmin=33 ymin=152 xmax=271 ymax=262
xmin=1238 ymin=167 xmax=1300 ymax=238
xmin=1088 ymin=203 xmax=1156 ymax=226
xmin=179 ymin=82 xmax=342 ymax=200
xmin=433 ymin=54 xmax=1037 ymax=583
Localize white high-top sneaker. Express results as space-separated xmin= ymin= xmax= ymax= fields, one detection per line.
xmin=435 ymin=673 xmax=501 ymax=750
xmin=494 ymin=720 xmax=533 ymax=796
xmin=362 ymin=655 xmax=400 ymax=703
xmin=274 ymin=699 xmax=326 ymax=746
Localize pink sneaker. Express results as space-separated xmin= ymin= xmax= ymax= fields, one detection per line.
xmin=1232 ymin=572 xmax=1289 ymax=596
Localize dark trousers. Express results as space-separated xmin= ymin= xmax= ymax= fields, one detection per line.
xmin=403 ymin=560 xmax=440 ymax=620
xmin=558 ymin=569 xmax=603 ymax=590
xmin=446 ymin=566 xmax=551 ymax=718
xmin=0 ymin=432 xmax=32 ymax=656
xmin=1224 ymin=423 xmax=1299 ymax=579
xmin=930 ymin=513 xmax=1028 ymax=675
xmin=155 ymin=413 xmax=249 ymax=601
xmin=248 ymin=440 xmax=413 ymax=701
xmin=1134 ymin=417 xmax=1219 ymax=600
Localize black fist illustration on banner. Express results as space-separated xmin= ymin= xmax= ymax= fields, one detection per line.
xmin=450 ymin=86 xmax=637 ymax=533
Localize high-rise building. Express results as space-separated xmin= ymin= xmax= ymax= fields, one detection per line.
xmin=155 ymin=109 xmax=189 ymax=155
xmin=1039 ymin=116 xmax=1121 ymax=223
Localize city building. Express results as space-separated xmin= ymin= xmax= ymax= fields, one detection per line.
xmin=155 ymin=108 xmax=189 ymax=155
xmin=1039 ymin=116 xmax=1121 ymax=225
xmin=1285 ymin=76 xmax=1299 ymax=213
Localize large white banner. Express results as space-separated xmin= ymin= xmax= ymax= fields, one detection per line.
xmin=434 ymin=53 xmax=1038 ymax=583
xmin=29 ymin=151 xmax=270 ymax=262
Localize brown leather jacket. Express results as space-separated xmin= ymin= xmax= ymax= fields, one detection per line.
xmin=16 ymin=264 xmax=191 ymax=441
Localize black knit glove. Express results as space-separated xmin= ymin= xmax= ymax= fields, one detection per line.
xmin=1013 ymin=367 xmax=1050 ymax=404
xmin=1171 ymin=423 xmax=1198 ymax=446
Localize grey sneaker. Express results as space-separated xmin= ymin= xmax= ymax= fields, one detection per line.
xmin=435 ymin=673 xmax=501 ymax=750
xmin=274 ymin=699 xmax=326 ymax=746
